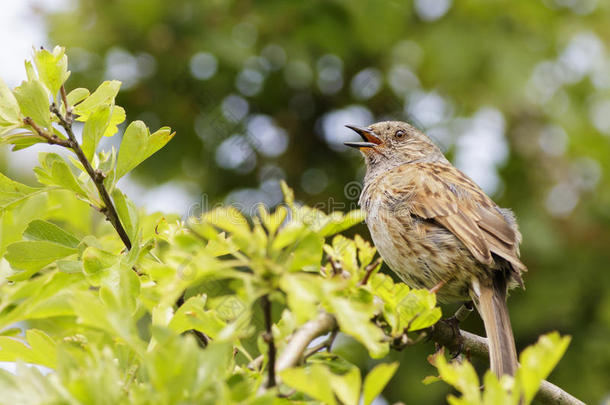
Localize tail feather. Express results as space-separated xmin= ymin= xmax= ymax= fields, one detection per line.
xmin=473 ymin=273 xmax=518 ymax=377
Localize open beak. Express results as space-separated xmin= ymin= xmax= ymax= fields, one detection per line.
xmin=344 ymin=125 xmax=382 ymax=149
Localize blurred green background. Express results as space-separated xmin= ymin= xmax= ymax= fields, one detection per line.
xmin=2 ymin=0 xmax=610 ymax=403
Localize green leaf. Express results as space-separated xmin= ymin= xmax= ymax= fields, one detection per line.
xmin=13 ymin=79 xmax=51 ymax=129
xmin=362 ymin=362 xmax=399 ymax=405
xmin=516 ymin=332 xmax=570 ymax=403
xmin=66 ymin=87 xmax=89 ymax=106
xmin=99 ymin=262 xmax=140 ymax=315
xmin=280 ymin=364 xmax=337 ymax=405
xmin=355 ymin=234 xmax=376 ymax=269
xmin=82 ymin=246 xmax=120 ymax=286
xmin=0 ymin=78 xmax=20 ymax=125
xmin=330 ymin=366 xmax=361 ymax=405
xmin=280 ymin=273 xmax=322 ymax=324
xmin=168 ymin=295 xmax=227 ymax=339
xmin=33 ymin=46 xmax=70 ymax=96
xmin=5 ymin=240 xmax=77 ymax=272
xmin=258 ymin=204 xmax=287 ymax=236
xmin=81 ymin=104 xmax=111 ymax=160
xmin=0 ymin=329 xmax=57 ymax=368
xmin=103 ymin=105 xmax=125 ymax=137
xmin=73 ymin=80 xmax=121 ymax=119
xmin=35 ymin=153 xmax=87 ymax=196
xmin=481 ymin=372 xmax=510 ymax=405
xmin=271 ymin=221 xmax=306 ymax=251
xmin=23 ymin=219 xmax=79 ymax=248
xmin=318 ymin=210 xmax=366 ymax=237
xmin=327 ymin=296 xmax=388 ymax=358
xmin=429 ymin=351 xmax=482 ymax=404
xmin=24 ymin=60 xmax=37 ymax=81
xmin=0 ymin=271 xmax=82 ymax=328
xmin=0 ymin=172 xmax=41 ymax=210
xmin=287 ymin=231 xmax=323 ymax=271
xmin=201 ymin=206 xmax=253 ymax=253
xmin=112 ymin=188 xmax=139 ymax=243
xmin=116 ymin=121 xmax=175 ymax=178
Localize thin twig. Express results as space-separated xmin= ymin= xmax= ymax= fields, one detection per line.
xmin=303 ymin=327 xmax=338 ymax=359
xmin=59 ymin=85 xmax=72 ymax=122
xmin=50 ymin=88 xmax=132 ymax=249
xmin=359 ymin=257 xmax=382 ymax=286
xmin=261 ymin=294 xmax=276 ymax=388
xmin=23 ymin=117 xmax=71 ymax=147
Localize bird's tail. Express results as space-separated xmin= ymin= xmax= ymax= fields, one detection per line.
xmin=473 ymin=273 xmax=518 ymax=377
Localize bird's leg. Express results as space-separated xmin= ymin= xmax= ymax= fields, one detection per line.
xmin=435 ymin=302 xmax=474 ymax=358
xmin=429 ymin=279 xmax=446 ymax=294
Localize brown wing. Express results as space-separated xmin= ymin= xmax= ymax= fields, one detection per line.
xmin=388 ymin=162 xmax=526 ymax=274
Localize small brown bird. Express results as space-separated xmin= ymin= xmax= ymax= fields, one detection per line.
xmin=345 ymin=121 xmax=526 ymax=377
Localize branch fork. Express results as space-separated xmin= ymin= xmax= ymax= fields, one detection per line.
xmin=25 ymin=86 xmax=132 ymax=250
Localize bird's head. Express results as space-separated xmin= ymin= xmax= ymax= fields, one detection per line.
xmin=344 ymin=121 xmax=446 ymax=171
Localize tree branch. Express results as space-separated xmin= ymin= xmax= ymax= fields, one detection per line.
xmin=48 ymin=89 xmax=132 ymax=250
xmin=275 ymin=311 xmax=584 ymax=405
xmin=275 ymin=311 xmax=337 ymax=374
xmin=261 ymin=294 xmax=277 ymax=388
xmin=23 ymin=117 xmax=71 ymax=148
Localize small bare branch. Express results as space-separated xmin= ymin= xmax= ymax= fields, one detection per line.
xmin=23 ymin=117 xmax=71 ymax=148
xmin=47 ymin=87 xmax=132 ymax=250
xmin=262 ymin=295 xmax=277 ymax=388
xmin=359 ymin=257 xmax=382 ymax=286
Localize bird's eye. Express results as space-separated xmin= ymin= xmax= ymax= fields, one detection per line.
xmin=395 ymin=130 xmax=405 ymax=138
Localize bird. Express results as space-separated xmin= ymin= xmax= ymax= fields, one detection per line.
xmin=344 ymin=121 xmax=526 ymax=377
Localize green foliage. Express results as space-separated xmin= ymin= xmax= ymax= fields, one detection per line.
xmin=0 ymin=47 xmax=572 ymax=404
xmin=427 ymin=332 xmax=571 ymax=405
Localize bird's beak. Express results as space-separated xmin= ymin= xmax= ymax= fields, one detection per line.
xmin=344 ymin=125 xmax=382 ymax=149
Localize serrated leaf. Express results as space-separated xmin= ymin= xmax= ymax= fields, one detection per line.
xmin=13 ymin=79 xmax=51 ymax=129
xmin=362 ymin=362 xmax=399 ymax=405
xmin=0 ymin=78 xmax=20 ymax=125
xmin=33 ymin=46 xmax=70 ymax=96
xmin=0 ymin=329 xmax=57 ymax=368
xmin=23 ymin=219 xmax=79 ymax=248
xmin=81 ymin=104 xmax=111 ymax=160
xmin=116 ymin=121 xmax=174 ymax=178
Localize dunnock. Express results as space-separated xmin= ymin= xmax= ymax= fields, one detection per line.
xmin=345 ymin=121 xmax=526 ymax=376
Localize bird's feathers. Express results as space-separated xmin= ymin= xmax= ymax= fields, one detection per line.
xmin=386 ymin=162 xmax=527 ymax=276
